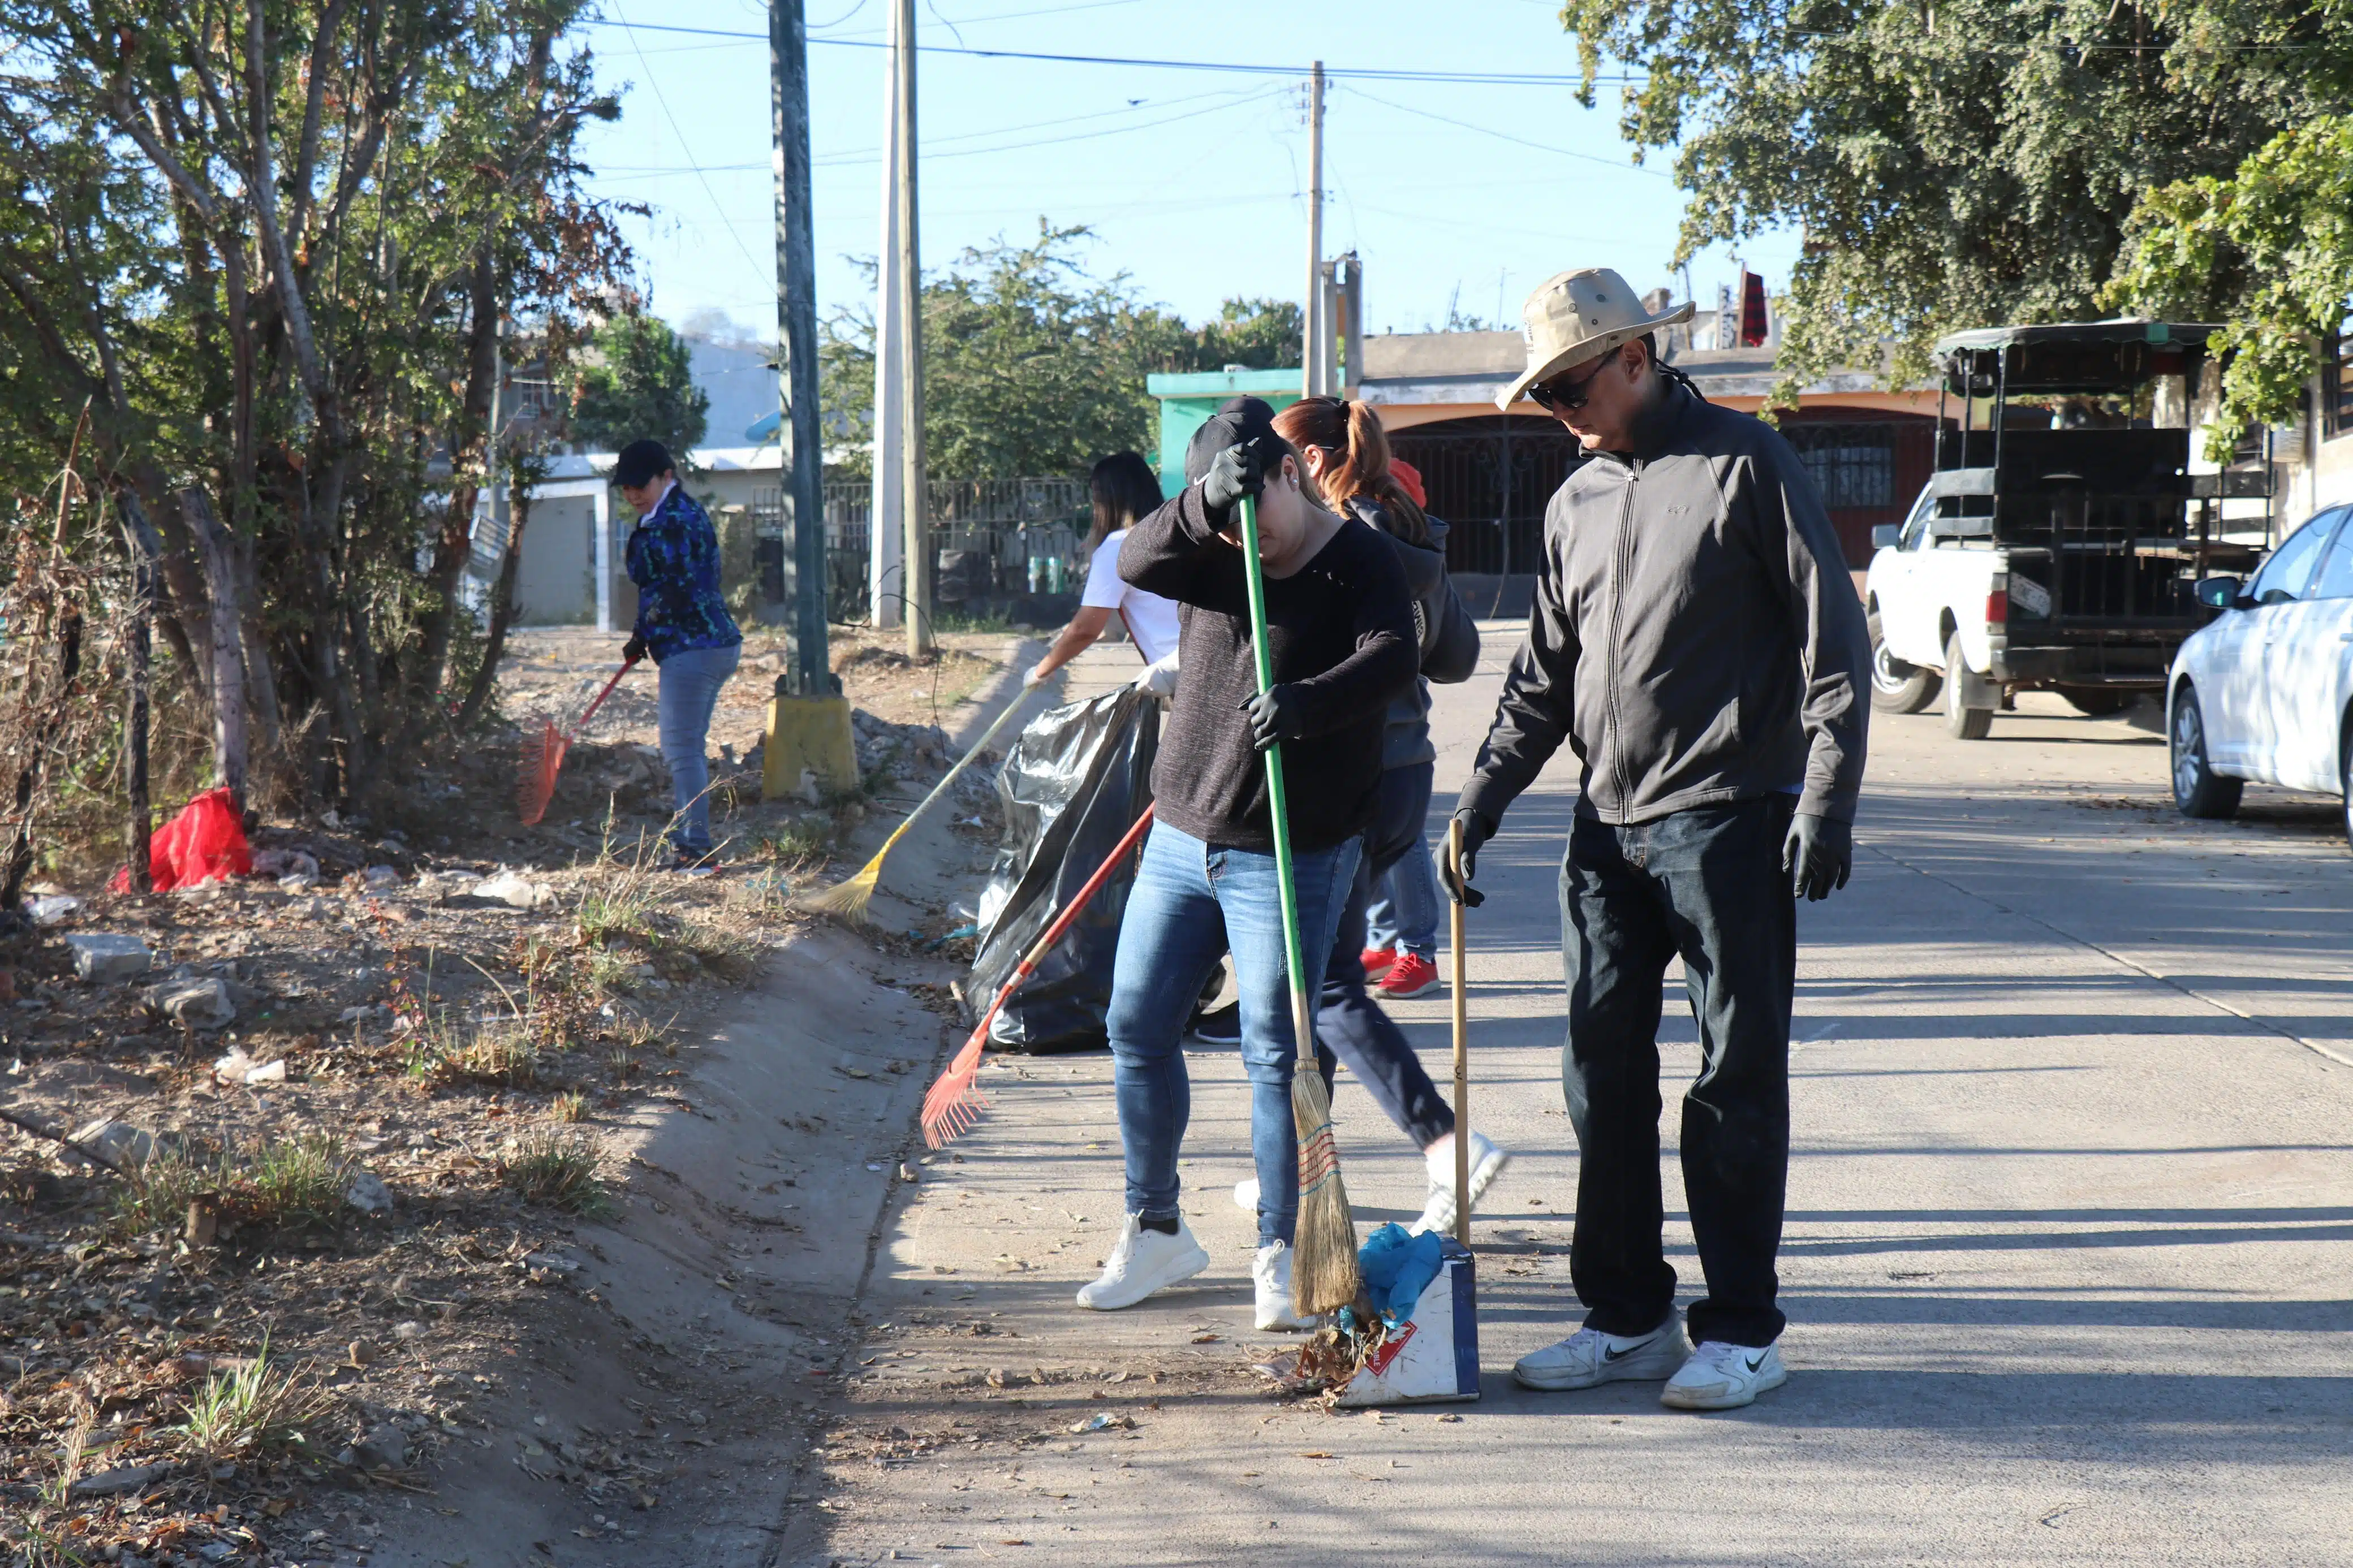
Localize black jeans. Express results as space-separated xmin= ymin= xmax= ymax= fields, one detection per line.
xmin=1316 ymin=762 xmax=1454 ymax=1149
xmin=1560 ymin=797 xmax=1794 ymax=1347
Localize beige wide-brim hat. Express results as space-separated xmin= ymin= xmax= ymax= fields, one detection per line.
xmin=1499 ymin=267 xmax=1696 ymax=411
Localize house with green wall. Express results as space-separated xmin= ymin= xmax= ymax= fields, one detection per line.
xmin=1144 ymin=368 xmax=1303 ymax=499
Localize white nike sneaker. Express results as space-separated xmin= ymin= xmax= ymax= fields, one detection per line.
xmin=1408 ymin=1131 xmax=1511 ymax=1236
xmin=1661 ymin=1340 xmax=1787 ymax=1410
xmin=1511 ymin=1315 xmax=1690 ymax=1392
xmin=1251 ymin=1241 xmax=1316 ymax=1332
xmin=1233 ymin=1177 xmax=1259 ymax=1212
xmin=1074 ymin=1215 xmax=1209 ymax=1311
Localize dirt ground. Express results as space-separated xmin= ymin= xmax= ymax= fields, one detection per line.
xmin=0 ymin=620 xmax=1045 ymax=1568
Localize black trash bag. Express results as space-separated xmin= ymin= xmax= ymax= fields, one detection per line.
xmin=967 ymin=685 xmax=1158 ymax=1053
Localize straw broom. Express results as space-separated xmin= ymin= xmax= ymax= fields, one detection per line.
xmin=799 ymin=692 xmax=1031 ymax=924
xmin=1235 ymin=495 xmax=1363 ymax=1317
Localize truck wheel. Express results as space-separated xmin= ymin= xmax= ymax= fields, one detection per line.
xmin=2057 ymin=686 xmax=2133 ymax=718
xmin=2169 ymin=684 xmax=2241 ymax=819
xmin=1869 ymin=610 xmax=1940 ymax=714
xmin=1943 ymin=636 xmax=1993 ymax=740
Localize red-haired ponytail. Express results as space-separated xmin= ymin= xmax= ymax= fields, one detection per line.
xmin=1273 ymin=396 xmax=1430 ymax=546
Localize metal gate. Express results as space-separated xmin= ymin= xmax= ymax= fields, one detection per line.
xmin=1386 ymin=415 xmax=1587 ymax=576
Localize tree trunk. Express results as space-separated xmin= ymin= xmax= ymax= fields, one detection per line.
xmin=119 ymin=499 xmax=161 ymax=893
xmin=410 ymin=250 xmax=500 ymax=728
xmin=455 ymin=469 xmax=533 ymax=733
xmin=181 ymin=488 xmax=249 ymax=807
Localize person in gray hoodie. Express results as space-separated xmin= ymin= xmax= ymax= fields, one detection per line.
xmin=1446 ymin=269 xmax=1868 ymax=1413
xmin=1281 ymin=396 xmax=1510 ymax=1234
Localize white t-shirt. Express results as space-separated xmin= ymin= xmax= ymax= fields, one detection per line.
xmin=1080 ymin=529 xmax=1181 ymax=666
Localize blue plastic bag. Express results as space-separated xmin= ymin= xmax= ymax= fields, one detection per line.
xmin=1358 ymin=1222 xmax=1446 ymax=1329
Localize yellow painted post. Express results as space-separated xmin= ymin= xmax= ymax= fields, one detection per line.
xmin=762 ymin=692 xmax=857 ymax=801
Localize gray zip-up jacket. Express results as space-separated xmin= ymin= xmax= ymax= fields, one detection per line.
xmin=1350 ymin=498 xmax=1480 ymax=770
xmin=1459 ymin=383 xmax=1869 ymax=828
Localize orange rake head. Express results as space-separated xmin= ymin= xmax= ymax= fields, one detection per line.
xmin=516 ymin=719 xmax=568 ymax=826
xmin=919 ymin=1032 xmax=990 ymax=1148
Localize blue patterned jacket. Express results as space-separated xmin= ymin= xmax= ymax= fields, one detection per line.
xmin=626 ymin=483 xmax=742 ymax=662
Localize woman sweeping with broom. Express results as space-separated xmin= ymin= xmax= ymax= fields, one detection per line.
xmin=1076 ymin=398 xmax=1417 ymax=1332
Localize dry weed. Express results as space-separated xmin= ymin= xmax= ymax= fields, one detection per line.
xmin=499 ymin=1129 xmax=607 ymax=1214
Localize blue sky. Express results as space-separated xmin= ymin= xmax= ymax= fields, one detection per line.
xmin=574 ymin=0 xmax=1800 ymax=348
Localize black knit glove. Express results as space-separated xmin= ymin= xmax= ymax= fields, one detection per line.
xmin=1200 ymin=441 xmax=1265 ymax=524
xmin=622 ymin=634 xmax=648 ymax=666
xmin=1236 ymin=684 xmax=1310 ymax=751
xmin=1438 ymin=807 xmax=1493 ymax=908
xmin=1783 ymin=813 xmax=1852 ymax=901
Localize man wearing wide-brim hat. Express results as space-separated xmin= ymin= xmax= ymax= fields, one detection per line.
xmin=1441 ymin=266 xmax=1870 ymax=1410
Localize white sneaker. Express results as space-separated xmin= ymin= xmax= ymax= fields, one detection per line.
xmin=1408 ymin=1132 xmax=1511 ymax=1236
xmin=1661 ymin=1340 xmax=1787 ymax=1410
xmin=1074 ymin=1215 xmax=1209 ymax=1311
xmin=1251 ymin=1241 xmax=1316 ymax=1332
xmin=1511 ymin=1315 xmax=1690 ymax=1392
xmin=1233 ymin=1177 xmax=1259 ymax=1212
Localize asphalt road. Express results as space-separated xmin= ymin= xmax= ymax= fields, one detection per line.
xmin=806 ymin=623 xmax=2353 ymax=1567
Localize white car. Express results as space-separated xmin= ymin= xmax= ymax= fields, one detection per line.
xmin=2166 ymin=504 xmax=2353 ymax=843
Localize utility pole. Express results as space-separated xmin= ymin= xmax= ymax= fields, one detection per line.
xmin=760 ymin=0 xmax=859 ymax=801
xmin=868 ymin=11 xmax=906 ymax=629
xmin=770 ymin=0 xmax=829 ymax=695
xmin=1303 ymin=60 xmax=1325 ymax=398
xmin=894 ymin=0 xmax=933 ymax=655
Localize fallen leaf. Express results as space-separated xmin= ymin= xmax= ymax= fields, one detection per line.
xmin=1300 ymin=1450 xmax=1335 ymax=1459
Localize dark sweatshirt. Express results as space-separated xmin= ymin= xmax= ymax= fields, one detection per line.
xmin=1119 ymin=482 xmax=1418 ymax=852
xmin=1347 ymin=498 xmax=1479 ymax=771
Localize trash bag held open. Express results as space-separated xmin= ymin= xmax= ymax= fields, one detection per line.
xmin=966 ymin=686 xmax=1158 ymax=1053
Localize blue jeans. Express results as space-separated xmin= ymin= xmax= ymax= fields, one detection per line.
xmin=1362 ymin=763 xmax=1440 ymax=960
xmin=1561 ymin=797 xmax=1796 ymax=1347
xmin=656 ymin=641 xmax=740 ymax=856
xmin=1317 ymin=762 xmax=1455 ymax=1150
xmin=1105 ymin=821 xmax=1360 ymax=1250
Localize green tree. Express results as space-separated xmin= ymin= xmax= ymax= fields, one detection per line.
xmin=568 ymin=311 xmax=710 ymax=458
xmin=0 ymin=0 xmax=631 ymax=805
xmin=821 ymin=223 xmax=1301 ymax=481
xmin=1555 ymin=0 xmax=2333 ymax=399
xmin=2105 ymin=6 xmax=2353 ymax=442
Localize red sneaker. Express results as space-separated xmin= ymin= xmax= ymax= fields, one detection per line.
xmin=1360 ymin=947 xmax=1397 ymax=979
xmin=1378 ymin=952 xmax=1441 ymax=999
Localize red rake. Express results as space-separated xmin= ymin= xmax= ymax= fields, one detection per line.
xmin=518 ymin=658 xmax=639 ymax=826
xmin=920 ymin=804 xmax=1156 ymax=1148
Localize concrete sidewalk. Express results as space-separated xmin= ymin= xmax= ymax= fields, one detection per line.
xmin=791 ymin=625 xmax=2353 ymax=1566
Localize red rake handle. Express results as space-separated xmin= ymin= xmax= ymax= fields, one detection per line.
xmin=568 ymin=657 xmax=639 ymax=743
xmin=921 ymin=804 xmax=1156 ymax=1144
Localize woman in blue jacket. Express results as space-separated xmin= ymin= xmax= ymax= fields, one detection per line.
xmin=614 ymin=439 xmax=742 ymax=870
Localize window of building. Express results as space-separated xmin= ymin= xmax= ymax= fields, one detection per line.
xmin=1783 ymin=424 xmax=1897 ymax=509
xmin=2326 ymin=317 xmax=2353 ymax=440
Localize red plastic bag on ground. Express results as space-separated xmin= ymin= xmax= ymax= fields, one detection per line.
xmin=109 ymin=787 xmax=250 ymax=893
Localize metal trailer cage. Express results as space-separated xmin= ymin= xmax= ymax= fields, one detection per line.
xmin=1928 ymin=321 xmax=2276 ymax=689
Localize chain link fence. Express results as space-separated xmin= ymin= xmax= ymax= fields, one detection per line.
xmin=751 ymin=477 xmax=1090 ymax=623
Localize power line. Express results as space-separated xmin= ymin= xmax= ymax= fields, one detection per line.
xmin=579 ymin=20 xmax=1645 ymax=84
xmin=1339 ymin=84 xmax=1671 ymax=178
xmin=609 ymin=7 xmax=773 ymax=291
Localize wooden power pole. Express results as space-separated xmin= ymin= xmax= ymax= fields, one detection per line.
xmin=893 ymin=0 xmax=932 ymax=655
xmin=769 ymin=0 xmax=829 ymax=696
xmin=1304 ymin=61 xmax=1325 ymax=398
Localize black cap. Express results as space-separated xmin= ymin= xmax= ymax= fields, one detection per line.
xmin=614 ymin=439 xmax=675 ymax=489
xmin=1184 ymin=396 xmax=1279 ymax=485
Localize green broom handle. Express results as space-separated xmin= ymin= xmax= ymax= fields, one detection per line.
xmin=1235 ymin=496 xmax=1314 ymax=1062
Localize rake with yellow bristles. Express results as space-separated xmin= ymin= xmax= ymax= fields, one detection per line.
xmin=799 ymin=692 xmax=1032 ymax=924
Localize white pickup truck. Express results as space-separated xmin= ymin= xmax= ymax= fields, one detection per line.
xmin=1865 ymin=482 xmax=2140 ymax=738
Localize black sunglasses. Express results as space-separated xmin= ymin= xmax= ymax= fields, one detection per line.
xmin=1526 ymin=356 xmax=1614 ymax=412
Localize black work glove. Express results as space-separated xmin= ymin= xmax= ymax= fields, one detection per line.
xmin=1437 ymin=807 xmax=1494 ymax=909
xmin=1200 ymin=440 xmax=1265 ymax=524
xmin=622 ymin=634 xmax=648 ymax=666
xmin=1783 ymin=812 xmax=1852 ymax=902
xmin=1236 ymin=684 xmax=1311 ymax=752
